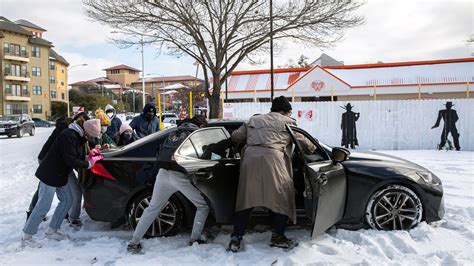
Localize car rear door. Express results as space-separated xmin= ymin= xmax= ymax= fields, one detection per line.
xmin=174 ymin=127 xmax=240 ymax=223
xmin=286 ymin=125 xmax=347 ymax=238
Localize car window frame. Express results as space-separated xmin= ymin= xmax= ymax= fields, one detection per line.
xmin=175 ymin=127 xmax=231 ymax=161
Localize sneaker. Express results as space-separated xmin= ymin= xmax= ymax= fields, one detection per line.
xmin=227 ymin=235 xmax=243 ymax=253
xmin=45 ymin=231 xmax=68 ymax=241
xmin=127 ymin=242 xmax=142 ymax=254
xmin=188 ymin=236 xmax=207 ymax=246
xmin=69 ymin=219 xmax=83 ymax=230
xmin=270 ymin=233 xmax=298 ymax=250
xmin=21 ymin=238 xmax=42 ymax=248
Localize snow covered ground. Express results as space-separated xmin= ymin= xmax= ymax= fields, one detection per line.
xmin=0 ymin=128 xmax=472 ymax=265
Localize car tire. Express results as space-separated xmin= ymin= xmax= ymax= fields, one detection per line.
xmin=366 ymin=184 xmax=423 ymax=230
xmin=128 ymin=190 xmax=183 ymax=238
xmin=17 ymin=128 xmax=23 ymax=138
xmin=30 ymin=127 xmax=35 ymax=136
xmin=7 ymin=134 xmax=12 ymax=138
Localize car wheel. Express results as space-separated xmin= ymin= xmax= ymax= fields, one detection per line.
xmin=17 ymin=128 xmax=23 ymax=138
xmin=7 ymin=134 xmax=12 ymax=138
xmin=128 ymin=190 xmax=183 ymax=238
xmin=30 ymin=127 xmax=35 ymax=136
xmin=366 ymin=184 xmax=423 ymax=230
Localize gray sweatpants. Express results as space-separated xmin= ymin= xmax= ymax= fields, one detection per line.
xmin=131 ymin=169 xmax=209 ymax=244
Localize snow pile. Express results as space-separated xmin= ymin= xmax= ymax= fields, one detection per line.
xmin=0 ymin=130 xmax=472 ymax=265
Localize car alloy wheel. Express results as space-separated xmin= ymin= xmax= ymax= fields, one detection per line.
xmin=129 ymin=191 xmax=183 ymax=238
xmin=366 ymin=185 xmax=422 ymax=230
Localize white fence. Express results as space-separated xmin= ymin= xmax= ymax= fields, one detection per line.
xmin=224 ymin=99 xmax=474 ymax=151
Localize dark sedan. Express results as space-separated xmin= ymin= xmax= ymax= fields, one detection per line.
xmin=80 ymin=120 xmax=444 ymax=238
xmin=32 ymin=118 xmax=55 ymax=127
xmin=0 ymin=114 xmax=35 ymax=138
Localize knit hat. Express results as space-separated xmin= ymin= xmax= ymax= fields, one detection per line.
xmin=119 ymin=123 xmax=133 ymax=134
xmin=271 ymin=96 xmax=292 ymax=113
xmin=95 ymin=108 xmax=111 ymax=126
xmin=84 ymin=119 xmax=101 ymax=137
xmin=191 ymin=115 xmax=208 ymax=128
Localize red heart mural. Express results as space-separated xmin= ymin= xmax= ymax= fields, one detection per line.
xmin=311 ymin=81 xmax=325 ymax=91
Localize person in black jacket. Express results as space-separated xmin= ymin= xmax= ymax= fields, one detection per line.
xmin=431 ymin=101 xmax=460 ymax=150
xmin=129 ymin=103 xmax=160 ymax=138
xmin=21 ymin=118 xmax=103 ymax=247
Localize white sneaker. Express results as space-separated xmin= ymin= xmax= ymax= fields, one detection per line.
xmin=21 ymin=238 xmax=42 ymax=248
xmin=45 ymin=231 xmax=68 ymax=241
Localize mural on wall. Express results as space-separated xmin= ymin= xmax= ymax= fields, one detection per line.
xmin=341 ymin=103 xmax=360 ymax=149
xmin=297 ymin=110 xmax=314 ymax=121
xmin=431 ymin=101 xmax=460 ymax=151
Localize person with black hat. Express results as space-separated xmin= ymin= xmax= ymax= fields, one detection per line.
xmin=227 ymin=96 xmax=315 ymax=252
xmin=341 ymin=103 xmax=360 ymax=149
xmin=431 ymin=101 xmax=460 ymax=150
xmin=129 ymin=103 xmax=161 ymax=138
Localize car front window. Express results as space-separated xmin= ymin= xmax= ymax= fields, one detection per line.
xmin=0 ymin=116 xmax=20 ymax=122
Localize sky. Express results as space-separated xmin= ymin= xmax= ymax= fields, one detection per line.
xmin=1 ymin=0 xmax=472 ymax=83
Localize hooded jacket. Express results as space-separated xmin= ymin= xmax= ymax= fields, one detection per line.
xmin=129 ymin=103 xmax=160 ymax=138
xmin=37 ymin=119 xmax=70 ymax=161
xmin=105 ymin=104 xmax=122 ymax=139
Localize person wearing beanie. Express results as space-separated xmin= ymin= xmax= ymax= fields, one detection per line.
xmin=116 ymin=123 xmax=138 ymax=146
xmin=22 ymin=117 xmax=104 ymax=247
xmin=127 ymin=114 xmax=210 ymax=253
xmin=88 ymin=110 xmax=116 ymax=150
xmin=227 ymin=96 xmax=315 ymax=252
xmin=129 ymin=103 xmax=160 ymax=138
xmin=105 ymin=104 xmax=122 ymax=140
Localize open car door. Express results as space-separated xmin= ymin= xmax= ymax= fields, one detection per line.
xmin=286 ymin=125 xmax=348 ymax=238
xmin=173 ymin=127 xmax=240 ymax=224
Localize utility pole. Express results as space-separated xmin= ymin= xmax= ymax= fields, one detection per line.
xmin=270 ymin=0 xmax=274 ymax=101
xmin=141 ymin=34 xmax=146 ymax=109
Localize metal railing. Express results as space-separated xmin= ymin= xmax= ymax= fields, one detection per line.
xmin=3 ymin=70 xmax=30 ymax=78
xmin=3 ymin=47 xmax=29 ymax=58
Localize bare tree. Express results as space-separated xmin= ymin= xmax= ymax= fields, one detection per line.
xmin=84 ymin=0 xmax=364 ymax=118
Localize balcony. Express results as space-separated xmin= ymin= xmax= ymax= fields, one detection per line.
xmin=3 ymin=71 xmax=30 ymax=82
xmin=3 ymin=48 xmax=30 ymax=63
xmin=4 ymin=91 xmax=31 ymax=102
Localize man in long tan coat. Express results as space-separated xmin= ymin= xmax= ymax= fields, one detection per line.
xmin=228 ymin=96 xmax=315 ymax=252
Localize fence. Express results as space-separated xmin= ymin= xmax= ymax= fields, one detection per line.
xmin=224 ymin=99 xmax=474 ymax=151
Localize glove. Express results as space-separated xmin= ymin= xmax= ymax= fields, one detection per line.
xmin=87 ymin=154 xmax=104 ymax=168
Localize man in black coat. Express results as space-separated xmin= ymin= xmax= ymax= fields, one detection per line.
xmin=431 ymin=101 xmax=460 ymax=150
xmin=129 ymin=103 xmax=161 ymax=138
xmin=341 ymin=103 xmax=360 ymax=149
xmin=22 ymin=118 xmax=103 ymax=247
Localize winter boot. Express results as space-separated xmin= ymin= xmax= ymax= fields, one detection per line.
xmin=188 ymin=235 xmax=207 ymax=246
xmin=69 ymin=219 xmax=83 ymax=230
xmin=21 ymin=234 xmax=42 ymax=248
xmin=45 ymin=228 xmax=68 ymax=241
xmin=127 ymin=242 xmax=142 ymax=254
xmin=227 ymin=235 xmax=243 ymax=253
xmin=270 ymin=233 xmax=298 ymax=250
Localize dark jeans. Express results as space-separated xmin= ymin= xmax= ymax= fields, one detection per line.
xmin=232 ymin=208 xmax=288 ymax=238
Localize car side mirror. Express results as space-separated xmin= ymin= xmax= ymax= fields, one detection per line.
xmin=332 ymin=147 xmax=350 ymax=163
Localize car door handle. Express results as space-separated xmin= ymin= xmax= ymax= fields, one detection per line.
xmin=195 ymin=171 xmax=213 ymax=179
xmin=318 ymin=175 xmax=328 ymax=186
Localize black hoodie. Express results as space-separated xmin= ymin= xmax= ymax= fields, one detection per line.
xmin=129 ymin=103 xmax=160 ymax=138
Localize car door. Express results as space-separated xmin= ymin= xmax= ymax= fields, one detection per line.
xmin=286 ymin=125 xmax=347 ymax=238
xmin=174 ymin=127 xmax=240 ymax=224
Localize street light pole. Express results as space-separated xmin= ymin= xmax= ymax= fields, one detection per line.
xmin=270 ymin=0 xmax=274 ymax=101
xmin=141 ymin=35 xmax=146 ymax=109
xmin=67 ymin=63 xmax=87 ymax=117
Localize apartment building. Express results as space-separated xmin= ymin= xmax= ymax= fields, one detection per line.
xmin=0 ymin=16 xmax=68 ymax=119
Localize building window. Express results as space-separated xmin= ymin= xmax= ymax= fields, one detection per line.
xmin=51 ymin=91 xmax=57 ymax=99
xmin=32 ymin=46 xmax=41 ymax=57
xmin=32 ymin=67 xmax=41 ymax=77
xmin=61 ymin=80 xmax=65 ymax=86
xmin=129 ymin=70 xmax=136 ymax=74
xmin=61 ymin=66 xmax=65 ymax=73
xmin=50 ymin=76 xmax=56 ymax=84
xmin=33 ymin=86 xmax=42 ymax=95
xmin=110 ymin=69 xmax=120 ymax=74
xmin=4 ymin=64 xmax=26 ymax=76
xmin=5 ymin=84 xmax=12 ymax=95
xmin=49 ymin=61 xmax=56 ymax=70
xmin=61 ymin=92 xmax=65 ymax=100
xmin=6 ymin=104 xmax=28 ymax=115
xmin=7 ymin=84 xmax=29 ymax=96
xmin=33 ymin=104 xmax=43 ymax=114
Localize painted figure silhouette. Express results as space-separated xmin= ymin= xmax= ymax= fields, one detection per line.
xmin=341 ymin=103 xmax=359 ymax=149
xmin=431 ymin=101 xmax=460 ymax=151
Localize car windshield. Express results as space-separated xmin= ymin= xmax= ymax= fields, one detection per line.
xmin=0 ymin=116 xmax=20 ymax=122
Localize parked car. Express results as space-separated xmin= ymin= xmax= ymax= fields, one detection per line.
xmin=32 ymin=118 xmax=55 ymax=127
xmin=160 ymin=113 xmax=179 ymax=124
xmin=0 ymin=114 xmax=35 ymax=138
xmin=80 ymin=120 xmax=444 ymax=238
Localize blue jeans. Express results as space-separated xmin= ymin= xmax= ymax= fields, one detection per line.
xmin=23 ymin=181 xmax=72 ymax=235
xmin=67 ymin=172 xmax=82 ymax=221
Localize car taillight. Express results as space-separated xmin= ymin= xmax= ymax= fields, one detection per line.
xmin=90 ymin=163 xmax=116 ymax=181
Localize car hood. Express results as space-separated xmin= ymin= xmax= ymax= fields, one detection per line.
xmin=344 ymin=150 xmax=431 ymax=175
xmin=0 ymin=121 xmax=18 ymax=126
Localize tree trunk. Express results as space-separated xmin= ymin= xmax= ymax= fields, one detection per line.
xmin=209 ymin=73 xmax=222 ymax=118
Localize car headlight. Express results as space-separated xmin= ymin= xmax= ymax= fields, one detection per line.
xmin=416 ymin=171 xmax=433 ymax=183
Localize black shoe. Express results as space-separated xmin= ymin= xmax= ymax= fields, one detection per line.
xmin=127 ymin=242 xmax=142 ymax=254
xmin=69 ymin=219 xmax=83 ymax=230
xmin=270 ymin=233 xmax=298 ymax=250
xmin=227 ymin=235 xmax=243 ymax=253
